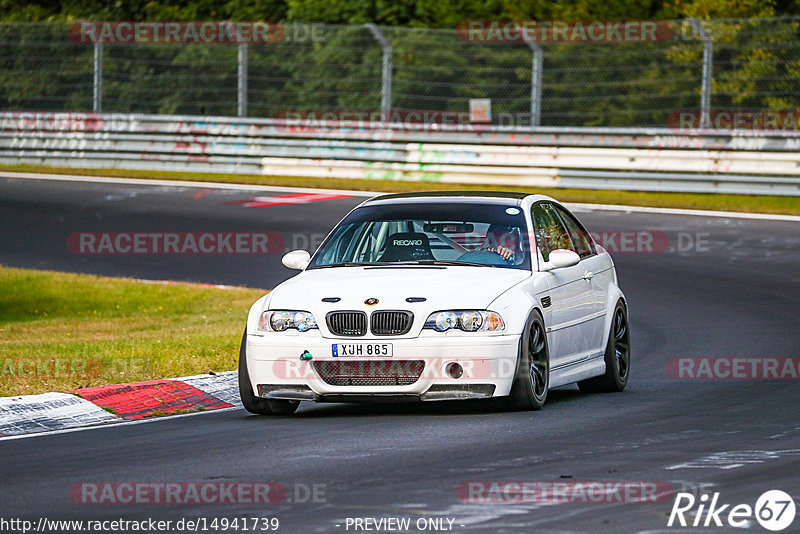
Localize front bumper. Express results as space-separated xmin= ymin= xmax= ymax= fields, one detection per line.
xmin=246 ymin=333 xmax=521 ymax=402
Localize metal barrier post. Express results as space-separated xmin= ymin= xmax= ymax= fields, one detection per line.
xmin=522 ymin=28 xmax=543 ymax=127
xmin=238 ymin=42 xmax=248 ymax=117
xmin=365 ymin=24 xmax=392 ymax=119
xmin=93 ymin=40 xmax=103 ymax=113
xmin=688 ymin=18 xmax=713 ymax=128
xmin=530 ymin=44 xmax=543 ymax=127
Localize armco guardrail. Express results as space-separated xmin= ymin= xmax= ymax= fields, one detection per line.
xmin=1 ymin=113 xmax=799 ymax=195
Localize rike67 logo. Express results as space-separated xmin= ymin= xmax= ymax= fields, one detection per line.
xmin=669 ymin=490 xmax=796 ymax=531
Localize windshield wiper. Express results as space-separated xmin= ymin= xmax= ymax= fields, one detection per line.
xmin=393 ymin=260 xmax=497 ymax=268
xmin=314 ymin=262 xmax=373 ymax=268
xmin=315 ymin=261 xmax=402 ymax=268
xmin=316 ymin=260 xmax=497 ymax=268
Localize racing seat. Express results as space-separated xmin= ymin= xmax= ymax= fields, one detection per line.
xmin=378 ymin=232 xmax=435 ymax=262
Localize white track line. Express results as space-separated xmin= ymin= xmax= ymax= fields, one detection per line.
xmin=0 ymin=406 xmax=242 ymax=442
xmin=0 ymin=171 xmax=800 ymax=222
xmin=0 ymin=372 xmax=242 ymax=442
xmin=0 ymin=171 xmax=796 ymax=439
xmin=2 ymin=171 xmax=799 ymax=221
xmin=0 ymin=171 xmax=377 ymax=197
xmin=569 ymin=202 xmax=800 ymax=222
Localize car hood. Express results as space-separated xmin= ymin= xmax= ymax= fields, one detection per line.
xmin=268 ymin=265 xmax=530 ymax=313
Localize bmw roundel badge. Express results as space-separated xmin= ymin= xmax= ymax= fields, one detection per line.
xmin=364 ymin=297 xmax=379 ymax=306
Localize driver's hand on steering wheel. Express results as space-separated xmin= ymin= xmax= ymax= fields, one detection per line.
xmin=486 ymin=245 xmax=514 ymax=260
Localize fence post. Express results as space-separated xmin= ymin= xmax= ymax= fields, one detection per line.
xmin=688 ymin=18 xmax=713 ymax=128
xmin=365 ymin=23 xmax=392 ymax=119
xmin=522 ymin=29 xmax=543 ymax=127
xmin=93 ymin=40 xmax=103 ymax=113
xmin=238 ymin=42 xmax=248 ymax=117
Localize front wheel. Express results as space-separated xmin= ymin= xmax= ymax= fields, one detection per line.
xmin=505 ymin=312 xmax=549 ymax=411
xmin=578 ymin=300 xmax=630 ymax=393
xmin=238 ymin=329 xmax=300 ymax=415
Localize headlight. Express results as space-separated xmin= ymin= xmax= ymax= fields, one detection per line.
xmin=424 ymin=311 xmax=504 ymax=332
xmin=258 ymin=310 xmax=318 ymax=332
xmin=459 ymin=311 xmax=483 ymax=332
xmin=434 ymin=311 xmax=459 ymax=332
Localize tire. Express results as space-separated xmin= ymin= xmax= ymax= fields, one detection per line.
xmin=578 ymin=300 xmax=630 ymax=393
xmin=238 ymin=329 xmax=300 ymax=416
xmin=504 ymin=311 xmax=549 ymax=411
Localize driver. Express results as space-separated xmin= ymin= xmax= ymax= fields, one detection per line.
xmin=481 ymin=225 xmax=522 ymax=262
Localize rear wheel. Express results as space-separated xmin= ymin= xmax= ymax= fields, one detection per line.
xmin=505 ymin=312 xmax=549 ymax=411
xmin=238 ymin=329 xmax=300 ymax=415
xmin=578 ymin=300 xmax=630 ymax=393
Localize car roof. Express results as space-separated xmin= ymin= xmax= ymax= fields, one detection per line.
xmin=364 ymin=191 xmax=557 ymax=206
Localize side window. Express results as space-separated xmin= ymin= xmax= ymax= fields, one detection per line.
xmin=554 ymin=205 xmax=595 ymax=258
xmin=531 ymin=203 xmax=574 ymax=262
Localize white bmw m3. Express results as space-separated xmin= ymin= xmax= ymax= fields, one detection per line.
xmin=239 ymin=192 xmax=630 ymax=415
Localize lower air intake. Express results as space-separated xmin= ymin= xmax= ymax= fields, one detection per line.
xmin=313 ymin=360 xmax=425 ymax=386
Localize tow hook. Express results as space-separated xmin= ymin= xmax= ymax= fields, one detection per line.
xmin=300 ymin=350 xmax=313 ymax=361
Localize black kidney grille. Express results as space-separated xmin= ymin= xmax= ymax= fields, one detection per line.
xmin=371 ymin=311 xmax=413 ymax=336
xmin=313 ymin=360 xmax=425 ymax=386
xmin=326 ymin=311 xmax=367 ymax=336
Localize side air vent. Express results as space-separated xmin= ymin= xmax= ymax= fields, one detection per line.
xmin=541 ymin=296 xmax=552 ymax=308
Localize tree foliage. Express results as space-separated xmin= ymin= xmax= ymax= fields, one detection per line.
xmin=1 ymin=1 xmax=799 ymax=126
xmin=0 ymin=0 xmax=795 ymax=23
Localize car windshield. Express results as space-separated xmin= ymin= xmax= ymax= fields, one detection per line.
xmin=308 ymin=202 xmax=531 ymax=270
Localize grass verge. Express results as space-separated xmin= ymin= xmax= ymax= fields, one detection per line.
xmin=0 ymin=265 xmax=264 ymax=397
xmin=2 ymin=164 xmax=799 ymax=216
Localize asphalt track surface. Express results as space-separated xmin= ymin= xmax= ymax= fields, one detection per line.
xmin=1 ymin=175 xmax=799 ymax=533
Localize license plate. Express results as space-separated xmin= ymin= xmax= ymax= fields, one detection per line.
xmin=332 ymin=343 xmax=393 ymax=357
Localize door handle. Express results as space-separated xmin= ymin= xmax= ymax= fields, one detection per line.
xmin=583 ymin=271 xmax=594 ymax=281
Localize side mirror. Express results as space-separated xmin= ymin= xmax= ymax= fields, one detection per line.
xmin=543 ymin=249 xmax=580 ymax=270
xmin=282 ymin=250 xmax=311 ymax=270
